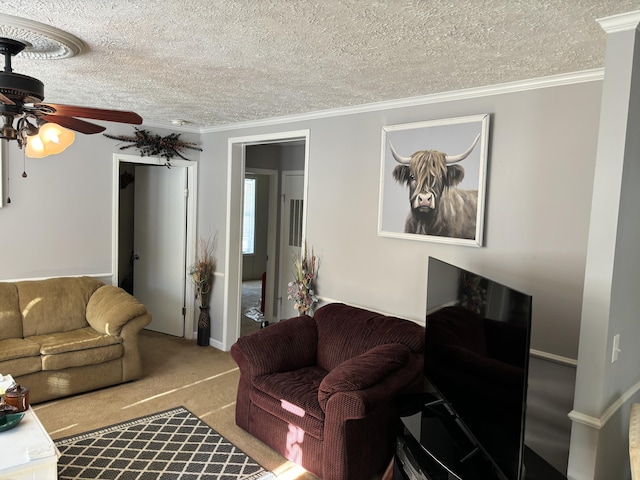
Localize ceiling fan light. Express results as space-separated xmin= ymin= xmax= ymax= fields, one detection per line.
xmin=40 ymin=122 xmax=75 ymax=146
xmin=25 ymin=134 xmax=45 ymax=157
xmin=25 ymin=123 xmax=75 ymax=158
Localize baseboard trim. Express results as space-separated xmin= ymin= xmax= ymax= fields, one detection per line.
xmin=209 ymin=338 xmax=224 ymax=351
xmin=568 ymin=378 xmax=640 ymax=430
xmin=530 ymin=348 xmax=577 ymax=367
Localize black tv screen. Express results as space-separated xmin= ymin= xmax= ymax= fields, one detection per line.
xmin=423 ymin=257 xmax=532 ymax=480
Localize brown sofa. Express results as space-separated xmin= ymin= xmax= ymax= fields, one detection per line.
xmin=0 ymin=276 xmax=152 ymax=403
xmin=231 ymin=302 xmax=425 ymax=480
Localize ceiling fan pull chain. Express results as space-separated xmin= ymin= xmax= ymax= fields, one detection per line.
xmin=5 ymin=148 xmax=10 ymax=204
xmin=21 ymin=148 xmax=27 ymax=178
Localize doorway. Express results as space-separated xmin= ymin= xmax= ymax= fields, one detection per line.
xmin=224 ymin=130 xmax=310 ymax=351
xmin=241 ymin=168 xmax=277 ymax=337
xmin=112 ymin=153 xmax=198 ymax=338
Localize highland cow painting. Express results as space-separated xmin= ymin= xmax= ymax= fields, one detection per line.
xmin=378 ymin=114 xmax=490 ymax=247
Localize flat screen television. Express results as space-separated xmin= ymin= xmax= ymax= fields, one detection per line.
xmin=422 ymin=257 xmax=532 ymax=480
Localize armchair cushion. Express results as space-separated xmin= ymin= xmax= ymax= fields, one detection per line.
xmin=318 ymin=343 xmax=411 ymax=411
xmin=315 ymin=303 xmax=423 ymax=371
xmin=232 ymin=314 xmax=317 ymax=376
xmin=252 ymin=366 xmax=327 ymax=440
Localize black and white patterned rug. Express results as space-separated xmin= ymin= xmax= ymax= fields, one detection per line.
xmin=54 ymin=407 xmax=275 ymax=480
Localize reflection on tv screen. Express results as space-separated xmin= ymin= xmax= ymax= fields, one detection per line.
xmin=423 ymin=257 xmax=532 ymax=480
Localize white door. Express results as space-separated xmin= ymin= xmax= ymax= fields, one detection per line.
xmin=278 ymin=171 xmax=305 ymax=320
xmin=133 ymin=165 xmax=187 ymax=337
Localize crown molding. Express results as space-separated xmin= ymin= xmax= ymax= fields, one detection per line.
xmin=598 ymin=10 xmax=640 ymax=34
xmin=200 ymin=69 xmax=605 ymax=134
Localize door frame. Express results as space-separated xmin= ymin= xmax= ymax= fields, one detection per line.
xmin=111 ymin=153 xmax=199 ymax=338
xmin=224 ymin=130 xmax=310 ymax=351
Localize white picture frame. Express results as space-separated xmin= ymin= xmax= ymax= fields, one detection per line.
xmin=378 ymin=114 xmax=490 ymax=247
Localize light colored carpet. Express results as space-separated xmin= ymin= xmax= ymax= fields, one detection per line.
xmin=33 ymin=329 xmax=318 ymax=480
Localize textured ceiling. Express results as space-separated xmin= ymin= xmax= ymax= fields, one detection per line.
xmin=0 ymin=1 xmax=636 ymax=130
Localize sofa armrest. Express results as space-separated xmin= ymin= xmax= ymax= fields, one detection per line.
xmin=318 ymin=343 xmax=412 ymax=412
xmin=86 ymin=285 xmax=149 ymax=336
xmin=231 ymin=315 xmax=317 ymax=377
xmin=119 ymin=312 xmax=153 ymax=381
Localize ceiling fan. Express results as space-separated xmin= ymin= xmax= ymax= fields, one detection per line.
xmin=0 ymin=37 xmax=142 ymax=155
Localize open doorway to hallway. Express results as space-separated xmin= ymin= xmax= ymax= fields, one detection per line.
xmin=224 ymin=130 xmax=309 ymax=349
xmin=240 ymin=169 xmax=272 ymax=336
xmin=239 ymin=144 xmax=306 ymax=337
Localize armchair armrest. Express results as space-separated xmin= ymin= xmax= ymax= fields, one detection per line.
xmin=86 ymin=285 xmax=149 ymax=336
xmin=231 ymin=315 xmax=318 ymax=377
xmin=318 ymin=343 xmax=412 ymax=412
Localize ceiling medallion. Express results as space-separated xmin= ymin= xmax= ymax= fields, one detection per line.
xmin=0 ymin=13 xmax=85 ymax=60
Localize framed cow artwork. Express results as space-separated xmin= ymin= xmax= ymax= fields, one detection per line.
xmin=378 ymin=114 xmax=490 ymax=247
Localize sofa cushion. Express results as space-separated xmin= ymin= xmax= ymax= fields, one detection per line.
xmin=0 ymin=357 xmax=42 ymax=377
xmin=29 ymin=327 xmax=123 ymax=355
xmin=252 ymin=366 xmax=327 ymax=440
xmin=0 ymin=337 xmax=41 ymax=361
xmin=86 ymin=285 xmax=148 ymax=336
xmin=17 ymin=277 xmax=104 ymax=337
xmin=29 ymin=327 xmax=124 ymax=371
xmin=0 ymin=337 xmax=42 ymax=377
xmin=41 ymin=344 xmax=124 ymax=371
xmin=0 ymin=282 xmax=22 ymax=340
xmin=318 ymin=343 xmax=411 ymax=411
xmin=29 ymin=327 xmax=123 ymax=371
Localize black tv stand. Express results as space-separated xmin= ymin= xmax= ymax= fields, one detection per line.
xmin=393 ymin=397 xmax=566 ymax=480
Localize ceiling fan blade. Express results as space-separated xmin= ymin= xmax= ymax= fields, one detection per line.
xmin=36 ymin=103 xmax=143 ymax=125
xmin=42 ymin=115 xmax=106 ymax=134
xmin=0 ymin=92 xmax=15 ymax=105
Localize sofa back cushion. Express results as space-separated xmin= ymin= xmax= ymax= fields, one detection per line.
xmin=314 ymin=303 xmax=424 ymax=371
xmin=17 ymin=276 xmax=104 ymax=337
xmin=0 ymin=282 xmax=22 ymax=340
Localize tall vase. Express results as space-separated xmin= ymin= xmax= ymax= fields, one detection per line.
xmin=197 ymin=306 xmax=210 ymax=347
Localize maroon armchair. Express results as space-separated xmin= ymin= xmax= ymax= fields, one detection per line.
xmin=230 ymin=303 xmax=425 ymax=480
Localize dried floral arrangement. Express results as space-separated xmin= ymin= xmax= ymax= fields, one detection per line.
xmin=104 ymin=128 xmax=203 ymax=165
xmin=287 ymin=243 xmax=319 ymax=315
xmin=189 ymin=235 xmax=217 ymax=309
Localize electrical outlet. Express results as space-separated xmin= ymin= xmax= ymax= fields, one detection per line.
xmin=612 ymin=334 xmax=621 ymax=363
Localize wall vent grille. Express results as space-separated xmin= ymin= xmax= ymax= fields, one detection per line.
xmin=289 ymin=199 xmax=303 ymax=247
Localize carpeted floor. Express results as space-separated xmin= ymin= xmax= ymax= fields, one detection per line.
xmin=33 ymin=329 xmax=317 ymax=480
xmin=55 ymin=407 xmax=274 ymax=480
xmin=241 ymin=280 xmax=264 ymax=337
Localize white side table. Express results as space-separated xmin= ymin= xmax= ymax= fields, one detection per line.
xmin=0 ymin=407 xmax=59 ymax=480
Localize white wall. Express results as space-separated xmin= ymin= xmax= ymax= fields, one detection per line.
xmin=0 ymin=122 xmax=200 ymax=282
